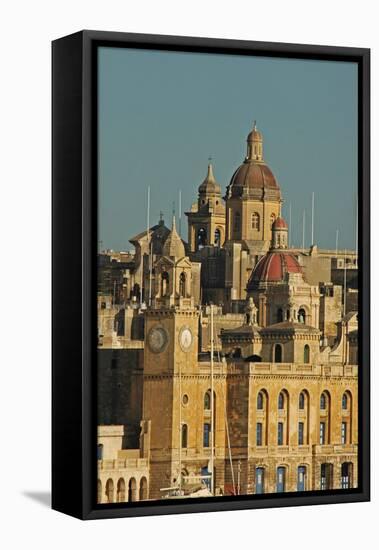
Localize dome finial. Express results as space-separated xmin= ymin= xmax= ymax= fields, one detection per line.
xmin=253 ymin=119 xmax=257 ymax=130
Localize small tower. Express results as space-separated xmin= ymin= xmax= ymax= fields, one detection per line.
xmin=153 ymin=216 xmax=194 ymax=309
xmin=271 ymin=217 xmax=288 ymax=250
xmin=246 ymin=121 xmax=263 ymax=162
xmin=185 ymin=162 xmax=226 ymax=252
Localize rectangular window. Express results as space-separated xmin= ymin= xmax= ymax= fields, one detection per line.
xmin=203 ymin=423 xmax=210 ymax=448
xmin=298 ymin=422 xmax=304 ymax=445
xmin=278 ymin=422 xmax=284 ymax=445
xmin=320 ymin=422 xmax=325 ymax=445
xmin=341 ymin=421 xmax=347 ymax=444
xmin=256 ymin=422 xmax=263 ymax=446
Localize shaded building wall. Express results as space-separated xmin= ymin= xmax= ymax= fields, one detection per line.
xmin=97 ymin=349 xmax=144 ymax=447
xmin=319 ymin=284 xmax=343 ymax=343
xmin=331 ymin=268 xmax=358 ymax=290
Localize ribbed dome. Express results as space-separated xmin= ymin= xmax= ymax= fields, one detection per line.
xmin=247 ymin=251 xmax=302 ymax=288
xmin=229 ymin=162 xmax=280 ymax=198
xmin=162 ymin=217 xmax=186 ymax=258
xmin=198 ymin=163 xmax=221 ymax=195
xmin=272 ymin=216 xmax=288 ymax=229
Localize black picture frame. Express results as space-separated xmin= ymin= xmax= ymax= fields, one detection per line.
xmin=52 ymin=30 xmax=370 ymax=520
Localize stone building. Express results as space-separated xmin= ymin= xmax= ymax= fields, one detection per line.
xmin=97 ymin=121 xmax=359 ymax=501
xmin=97 ymin=424 xmax=150 ymax=504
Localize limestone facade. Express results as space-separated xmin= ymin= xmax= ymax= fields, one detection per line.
xmin=97 ymin=122 xmax=359 ymax=501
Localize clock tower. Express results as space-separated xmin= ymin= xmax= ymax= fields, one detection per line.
xmin=142 ymin=219 xmax=200 ymax=497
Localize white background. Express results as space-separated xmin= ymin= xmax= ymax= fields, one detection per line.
xmin=0 ymin=1 xmax=377 ymax=548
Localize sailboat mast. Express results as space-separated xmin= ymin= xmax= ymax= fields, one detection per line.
xmin=343 ymin=249 xmax=347 ymax=316
xmin=146 ymin=186 xmax=152 ymax=306
xmin=178 ymin=354 xmax=182 ymax=492
xmin=210 ymin=304 xmax=215 ymax=496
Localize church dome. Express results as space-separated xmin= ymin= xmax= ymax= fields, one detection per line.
xmin=226 ymin=123 xmax=281 ymax=201
xmin=247 ymin=251 xmax=302 ymax=288
xmin=162 ymin=217 xmax=186 ymax=258
xmin=229 ymin=163 xmax=280 ymax=197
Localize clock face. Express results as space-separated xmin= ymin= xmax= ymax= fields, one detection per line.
xmin=179 ymin=327 xmax=193 ymax=352
xmin=147 ymin=326 xmax=168 ymax=353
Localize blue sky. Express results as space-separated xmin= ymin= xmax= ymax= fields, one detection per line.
xmin=98 ymin=46 xmax=358 ymax=251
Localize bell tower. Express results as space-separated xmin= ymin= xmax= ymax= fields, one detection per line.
xmin=186 ymin=162 xmax=226 ymax=252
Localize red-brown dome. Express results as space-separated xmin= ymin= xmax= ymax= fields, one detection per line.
xmin=247 ymin=251 xmax=302 ymax=288
xmin=228 ymin=162 xmax=281 ymax=200
xmin=272 ymin=216 xmax=288 ymax=229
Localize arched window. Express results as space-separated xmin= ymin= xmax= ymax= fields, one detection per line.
xmin=117 ymin=478 xmax=126 ymax=502
xmin=299 ymin=392 xmax=305 ymax=410
xmin=105 ymin=479 xmax=114 ymax=503
xmin=342 ymin=393 xmax=348 ymax=409
xmin=139 ymin=477 xmax=148 ymax=500
xmin=276 ymin=467 xmax=286 ymax=492
xmin=278 ymin=391 xmax=285 ymax=410
xmin=214 ymin=228 xmax=221 ymax=246
xmin=298 ymin=308 xmax=306 ymax=323
xmin=97 ymin=480 xmax=102 ymax=503
xmin=274 ymin=344 xmax=282 ymax=363
xmin=181 ymin=424 xmax=188 ymax=448
xmin=256 ymin=467 xmax=265 ymax=494
xmin=341 ymin=462 xmax=353 ymax=489
xmin=297 ymin=466 xmax=307 ymax=491
xmin=304 ymin=344 xmax=310 ymax=364
xmin=270 ymin=213 xmax=276 ymax=227
xmin=161 ymin=271 xmax=169 ymax=296
xmin=320 ymin=392 xmax=327 ymax=410
xmin=179 ymin=272 xmax=186 ymax=297
xmin=204 ymin=391 xmax=211 ymax=410
xmin=128 ymin=478 xmax=137 ymax=502
xmin=257 ymin=391 xmax=264 ymax=410
xmin=251 ymin=212 xmax=260 ymax=231
xmin=277 ymin=308 xmax=284 ymax=323
xmin=198 ymin=227 xmax=207 ymax=248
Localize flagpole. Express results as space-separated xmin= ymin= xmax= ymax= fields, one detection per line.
xmin=146 ymin=186 xmax=151 ymax=306
xmin=335 ymin=229 xmax=339 ymax=256
xmin=311 ymin=192 xmax=315 ymax=246
xmin=179 ymin=189 xmax=182 ymax=237
xmin=302 ymin=210 xmax=305 ymax=250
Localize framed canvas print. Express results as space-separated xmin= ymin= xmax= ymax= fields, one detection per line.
xmin=52 ymin=30 xmax=370 ymax=520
